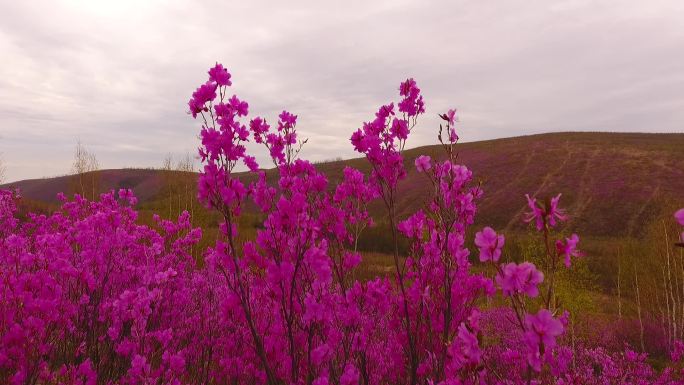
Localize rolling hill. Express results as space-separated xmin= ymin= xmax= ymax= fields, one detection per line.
xmin=3 ymin=132 xmax=683 ymax=238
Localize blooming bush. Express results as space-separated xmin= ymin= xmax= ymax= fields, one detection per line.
xmin=1 ymin=63 xmax=683 ymax=384
xmin=0 ymin=190 xmax=203 ymax=385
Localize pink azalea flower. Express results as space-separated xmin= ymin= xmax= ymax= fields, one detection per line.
xmin=457 ymin=323 xmax=481 ymax=364
xmin=524 ymin=194 xmax=545 ymax=230
xmin=228 ymin=95 xmax=249 ymax=117
xmin=439 ymin=109 xmax=457 ymax=125
xmin=675 ymin=209 xmax=684 ymax=243
xmin=525 ymin=309 xmax=564 ymax=349
xmin=208 ymin=63 xmax=232 ymax=86
xmin=398 ymin=210 xmax=426 ymax=238
xmin=523 ymin=309 xmax=564 ymax=372
xmin=556 ymin=233 xmax=582 ymax=267
xmin=547 ymin=194 xmax=567 ymax=227
xmin=278 ymin=110 xmax=297 ymax=129
xmin=524 ymin=193 xmax=567 ymax=231
xmin=415 ymin=155 xmax=432 ymax=173
xmin=340 ymin=363 xmax=359 ymax=385
xmin=446 ymin=109 xmax=457 ymax=125
xmin=496 ymin=262 xmax=544 ymax=297
xmin=676 ymin=208 xmax=684 ymax=225
xmin=449 ymin=128 xmax=459 ymax=142
xmin=188 ymin=81 xmax=217 ymax=117
xmin=474 ymin=226 xmax=505 ymax=262
xmin=391 ymin=118 xmax=409 ymax=140
xmin=303 ymin=295 xmax=327 ymax=324
xmin=242 ymin=155 xmax=260 ymax=172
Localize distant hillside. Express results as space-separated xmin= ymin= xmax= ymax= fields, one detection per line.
xmin=3 ymin=132 xmax=683 ymax=237
xmin=395 ymin=132 xmax=684 ymax=237
xmin=1 ymin=169 xmax=168 ymax=204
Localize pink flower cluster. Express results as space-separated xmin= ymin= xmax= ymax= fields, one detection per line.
xmin=523 ymin=309 xmax=564 ymax=371
xmin=0 ymin=190 xmax=203 ymax=385
xmin=475 ymin=226 xmax=504 ymax=262
xmin=496 ymin=262 xmax=544 ymax=297
xmin=556 ymin=233 xmax=583 ymax=267
xmin=524 ymin=193 xmax=566 ymax=231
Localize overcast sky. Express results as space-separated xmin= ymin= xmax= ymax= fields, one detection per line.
xmin=1 ymin=0 xmax=683 ymax=182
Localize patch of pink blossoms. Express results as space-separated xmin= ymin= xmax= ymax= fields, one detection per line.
xmin=475 ymin=226 xmax=504 ymax=262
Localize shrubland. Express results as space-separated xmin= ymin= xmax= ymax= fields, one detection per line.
xmin=1 ymin=63 xmax=684 ymax=384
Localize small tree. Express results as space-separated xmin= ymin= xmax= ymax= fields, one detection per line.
xmin=71 ymin=140 xmax=100 ymax=200
xmin=160 ymin=152 xmax=196 ymax=219
xmin=176 ymin=151 xmax=195 ymax=215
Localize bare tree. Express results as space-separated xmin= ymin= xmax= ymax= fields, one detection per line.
xmin=176 ymin=151 xmax=195 ymax=214
xmin=71 ymin=140 xmax=100 ymax=200
xmin=176 ymin=151 xmax=195 ymax=173
xmin=162 ymin=153 xmax=173 ymax=172
xmin=618 ymin=214 xmax=684 ymax=353
xmin=159 ymin=151 xmax=198 ymax=258
xmin=161 ymin=153 xmax=175 ymax=218
xmin=161 ymin=151 xmax=196 ymax=218
xmin=617 ymin=249 xmax=622 ymax=319
xmin=634 ymin=268 xmax=645 ymax=352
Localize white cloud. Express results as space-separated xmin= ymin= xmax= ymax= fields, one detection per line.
xmin=1 ymin=0 xmax=683 ymax=182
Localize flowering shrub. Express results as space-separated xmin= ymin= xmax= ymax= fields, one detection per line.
xmin=1 ymin=63 xmax=683 ymax=384
xmin=0 ymin=190 xmax=203 ymax=385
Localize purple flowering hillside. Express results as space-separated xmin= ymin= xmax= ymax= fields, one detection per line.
xmin=5 ymin=132 xmax=683 ymax=239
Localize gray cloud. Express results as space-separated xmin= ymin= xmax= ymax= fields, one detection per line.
xmin=1 ymin=0 xmax=683 ymax=182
